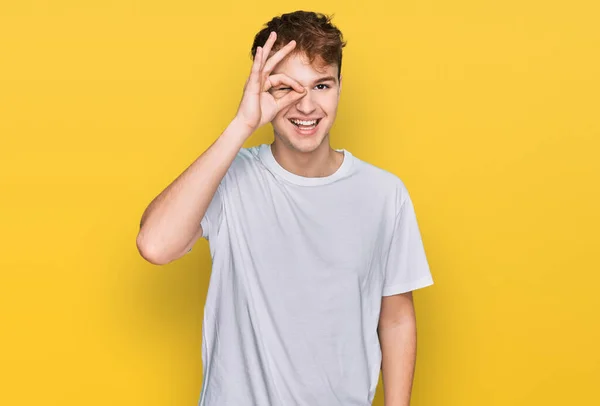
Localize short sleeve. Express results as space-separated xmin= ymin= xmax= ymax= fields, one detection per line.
xmin=382 ymin=192 xmax=434 ymax=296
xmin=186 ymin=181 xmax=225 ymax=254
xmin=187 ymin=147 xmax=256 ymax=252
xmin=199 ymin=183 xmax=224 ymax=241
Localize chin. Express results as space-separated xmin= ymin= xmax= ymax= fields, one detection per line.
xmin=276 ymin=131 xmax=327 ymax=154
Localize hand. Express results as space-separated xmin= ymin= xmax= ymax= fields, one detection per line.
xmin=234 ymin=31 xmax=307 ymax=134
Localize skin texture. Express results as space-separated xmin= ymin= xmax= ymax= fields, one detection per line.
xmin=235 ymin=33 xmax=308 ymax=132
xmin=270 ymin=53 xmax=341 ymax=151
xmin=378 ymin=291 xmax=418 ymax=406
xmin=258 ymin=49 xmax=345 ymax=178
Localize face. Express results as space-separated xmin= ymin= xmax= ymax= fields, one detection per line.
xmin=269 ymin=52 xmax=342 ymax=154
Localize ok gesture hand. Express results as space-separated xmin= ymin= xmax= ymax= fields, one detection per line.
xmin=235 ymin=32 xmax=307 ymax=133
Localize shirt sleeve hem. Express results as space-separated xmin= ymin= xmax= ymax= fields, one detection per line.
xmin=200 ymin=215 xmax=210 ymax=240
xmin=382 ymin=274 xmax=434 ymax=297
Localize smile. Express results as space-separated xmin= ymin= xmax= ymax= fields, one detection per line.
xmin=287 ymin=118 xmax=322 ymax=137
xmin=289 ymin=118 xmax=321 ymax=129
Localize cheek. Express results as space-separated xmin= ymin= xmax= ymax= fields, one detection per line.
xmin=273 ymin=110 xmax=288 ymax=124
xmin=322 ymin=95 xmax=339 ymax=114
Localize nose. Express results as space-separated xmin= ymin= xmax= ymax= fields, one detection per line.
xmin=295 ymin=89 xmax=316 ymax=115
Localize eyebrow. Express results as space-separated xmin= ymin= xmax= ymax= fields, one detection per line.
xmin=314 ymin=76 xmax=337 ymax=85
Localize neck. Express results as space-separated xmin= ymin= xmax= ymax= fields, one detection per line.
xmin=270 ymin=137 xmax=344 ymax=178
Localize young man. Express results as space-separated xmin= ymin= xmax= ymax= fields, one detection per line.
xmin=137 ymin=10 xmax=434 ymax=406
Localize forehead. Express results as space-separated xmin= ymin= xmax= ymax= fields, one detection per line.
xmin=272 ymin=52 xmax=338 ymax=84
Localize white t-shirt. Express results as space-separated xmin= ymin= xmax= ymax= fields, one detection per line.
xmin=196 ymin=143 xmax=433 ymax=406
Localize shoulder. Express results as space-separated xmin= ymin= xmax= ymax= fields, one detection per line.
xmin=349 ymin=153 xmax=411 ymax=210
xmin=232 ymin=145 xmax=262 ymax=166
xmin=223 ymin=144 xmax=264 ymax=178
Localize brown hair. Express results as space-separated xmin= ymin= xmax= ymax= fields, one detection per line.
xmin=251 ymin=10 xmax=347 ymax=80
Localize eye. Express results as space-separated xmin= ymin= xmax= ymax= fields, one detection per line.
xmin=315 ymin=84 xmax=330 ymax=90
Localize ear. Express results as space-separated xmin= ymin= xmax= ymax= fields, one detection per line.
xmin=338 ymin=74 xmax=343 ymax=96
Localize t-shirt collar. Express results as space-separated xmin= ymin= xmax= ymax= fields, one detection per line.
xmin=258 ymin=143 xmax=354 ymax=186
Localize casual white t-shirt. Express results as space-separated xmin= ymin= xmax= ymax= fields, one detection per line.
xmin=196 ymin=143 xmax=434 ymax=406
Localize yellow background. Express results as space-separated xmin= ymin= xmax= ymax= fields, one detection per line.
xmin=1 ymin=1 xmax=599 ymax=405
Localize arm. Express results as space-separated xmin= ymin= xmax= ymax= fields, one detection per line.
xmin=136 ymin=31 xmax=306 ymax=265
xmin=378 ymin=291 xmax=417 ymax=406
xmin=136 ymin=121 xmax=249 ymax=265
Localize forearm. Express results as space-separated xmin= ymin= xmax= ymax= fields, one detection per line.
xmin=136 ymin=117 xmax=250 ymax=264
xmin=378 ymin=317 xmax=417 ymax=406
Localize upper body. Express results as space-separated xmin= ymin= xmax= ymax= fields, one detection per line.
xmin=196 ymin=143 xmax=433 ymax=406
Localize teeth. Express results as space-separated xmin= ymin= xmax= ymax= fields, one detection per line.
xmin=291 ymin=119 xmax=318 ymax=126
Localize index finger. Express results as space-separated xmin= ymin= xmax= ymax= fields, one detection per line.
xmin=262 ymin=40 xmax=297 ymax=76
xmin=260 ymin=31 xmax=277 ymax=67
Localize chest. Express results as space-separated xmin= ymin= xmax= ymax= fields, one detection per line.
xmin=222 ymin=178 xmax=393 ymax=279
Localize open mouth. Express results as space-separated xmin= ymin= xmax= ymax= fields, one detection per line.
xmin=288 ymin=118 xmax=321 ymax=131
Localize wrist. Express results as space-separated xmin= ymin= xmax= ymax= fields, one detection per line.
xmin=231 ymin=115 xmax=257 ymax=136
xmin=225 ymin=116 xmax=255 ymax=143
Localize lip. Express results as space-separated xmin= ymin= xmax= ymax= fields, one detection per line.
xmin=288 ymin=118 xmax=322 ymax=136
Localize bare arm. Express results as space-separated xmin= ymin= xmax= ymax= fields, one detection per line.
xmin=378 ymin=291 xmax=417 ymax=406
xmin=136 ymin=121 xmax=249 ymax=265
xmin=136 ymin=31 xmax=306 ymax=265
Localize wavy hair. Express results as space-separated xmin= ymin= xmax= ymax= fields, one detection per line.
xmin=251 ymin=10 xmax=347 ymax=80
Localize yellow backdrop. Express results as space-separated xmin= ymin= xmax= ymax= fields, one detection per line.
xmin=1 ymin=1 xmax=599 ymax=405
